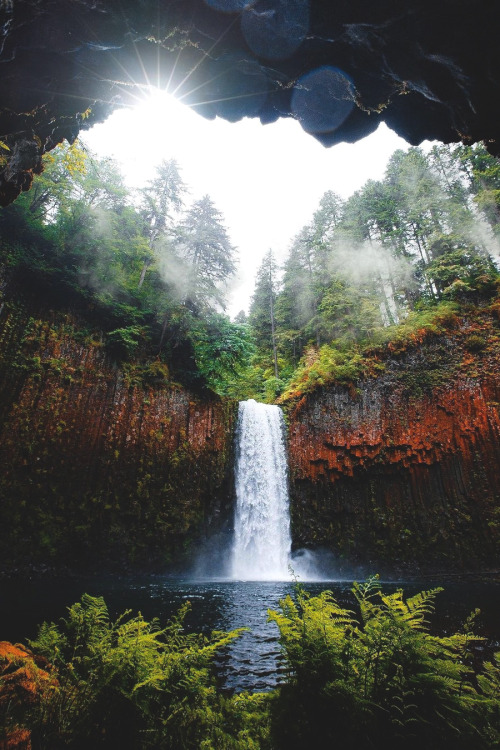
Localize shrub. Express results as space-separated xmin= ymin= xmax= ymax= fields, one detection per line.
xmin=279 ymin=345 xmax=366 ymax=402
xmin=465 ymin=333 xmax=487 ymax=352
xmin=268 ymin=577 xmax=500 ymax=749
xmin=18 ymin=594 xmax=251 ymax=749
xmin=105 ymin=326 xmax=143 ymax=361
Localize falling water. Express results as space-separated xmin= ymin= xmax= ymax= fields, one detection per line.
xmin=231 ymin=399 xmax=292 ymax=580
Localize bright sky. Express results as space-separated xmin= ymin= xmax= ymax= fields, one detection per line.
xmin=83 ymin=90 xmax=411 ymax=317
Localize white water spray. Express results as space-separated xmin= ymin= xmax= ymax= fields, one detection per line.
xmin=230 ymin=399 xmax=292 ymax=580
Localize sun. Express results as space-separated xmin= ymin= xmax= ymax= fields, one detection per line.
xmin=138 ymin=87 xmax=187 ymax=120
xmin=83 ymin=87 xmax=204 ymax=187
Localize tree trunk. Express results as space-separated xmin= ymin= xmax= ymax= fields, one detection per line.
xmin=138 ymin=258 xmax=151 ymax=289
xmin=269 ymin=266 xmax=279 ymax=379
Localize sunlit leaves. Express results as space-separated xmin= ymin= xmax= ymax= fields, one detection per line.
xmin=24 ymin=594 xmax=248 ymax=749
xmin=268 ymin=579 xmax=497 ymax=749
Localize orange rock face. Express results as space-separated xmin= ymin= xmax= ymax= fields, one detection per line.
xmin=287 ymin=325 xmax=500 ymax=571
xmin=1 ymin=294 xmax=499 ymax=573
xmin=0 ymin=306 xmax=236 ymax=571
xmin=289 ymin=378 xmax=499 ymax=482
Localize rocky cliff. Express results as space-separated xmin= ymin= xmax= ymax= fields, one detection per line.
xmin=0 ymin=293 xmax=236 ymax=572
xmin=287 ymin=309 xmax=500 ymax=573
xmin=1 ymin=282 xmax=499 ymax=575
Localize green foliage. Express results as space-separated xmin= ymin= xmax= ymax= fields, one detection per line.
xmin=105 ymin=325 xmax=144 ymax=361
xmin=373 ymin=299 xmax=460 ymax=349
xmin=0 ymin=143 xmax=245 ymax=394
xmin=279 ymin=344 xmax=366 ymax=401
xmin=268 ymin=578 xmax=499 ymax=749
xmin=273 ymin=300 xmax=464 ymax=402
xmin=248 ymin=250 xmax=280 ymax=373
xmin=189 ymin=313 xmax=255 ymax=394
xmin=3 ymin=586 xmax=500 ymax=749
xmin=2 ymin=136 xmax=499 ymax=402
xmin=233 ymin=142 xmax=500 ymax=403
xmin=176 ymin=195 xmax=237 ymax=310
xmin=22 ymin=593 xmax=266 ymax=749
xmin=220 ymin=362 xmax=278 ymax=403
xmin=465 ymin=333 xmax=488 ymax=352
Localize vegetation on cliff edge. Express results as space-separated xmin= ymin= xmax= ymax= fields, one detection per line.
xmin=1 ymin=140 xmax=499 ymax=401
xmin=0 ymin=144 xmax=253 ymax=395
xmin=234 ymin=143 xmax=500 ymax=403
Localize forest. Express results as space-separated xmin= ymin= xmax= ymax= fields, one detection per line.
xmin=1 ymin=138 xmax=498 ymax=404
xmin=242 ymin=142 xmax=500 ymax=402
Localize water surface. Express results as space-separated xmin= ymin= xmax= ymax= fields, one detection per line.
xmin=1 ymin=575 xmax=499 ymax=692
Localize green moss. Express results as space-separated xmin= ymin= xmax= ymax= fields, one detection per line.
xmin=465 ymin=333 xmax=488 ymax=352
xmin=0 ymin=307 xmax=237 ymax=572
xmin=280 ymin=301 xmax=463 ymax=404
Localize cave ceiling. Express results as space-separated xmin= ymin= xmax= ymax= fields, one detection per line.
xmin=1 ymin=0 xmax=499 ymax=205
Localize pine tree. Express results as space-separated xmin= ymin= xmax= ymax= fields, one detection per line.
xmin=176 ymin=195 xmax=237 ymax=310
xmin=249 ymin=250 xmax=280 ymax=377
xmin=137 ymin=159 xmax=186 ymax=288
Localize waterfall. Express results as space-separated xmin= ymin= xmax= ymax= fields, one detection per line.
xmin=230 ymin=399 xmax=292 ymax=580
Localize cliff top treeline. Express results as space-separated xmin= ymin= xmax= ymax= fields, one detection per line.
xmin=1 ymin=138 xmax=499 ymax=402
xmin=240 ymin=142 xmax=500 ymax=403
xmin=0 ymin=144 xmax=253 ymax=394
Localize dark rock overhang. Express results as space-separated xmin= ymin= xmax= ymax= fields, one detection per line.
xmin=1 ymin=0 xmax=499 ymax=205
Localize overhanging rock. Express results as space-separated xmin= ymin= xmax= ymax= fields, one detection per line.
xmin=1 ymin=0 xmax=499 ymax=205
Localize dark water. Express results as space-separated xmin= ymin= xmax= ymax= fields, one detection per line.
xmin=1 ymin=575 xmax=499 ymax=692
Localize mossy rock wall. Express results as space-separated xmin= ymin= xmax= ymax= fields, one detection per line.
xmin=0 ymin=297 xmax=237 ymax=572
xmin=287 ymin=319 xmax=500 ymax=572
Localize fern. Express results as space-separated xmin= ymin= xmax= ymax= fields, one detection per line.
xmin=10 ymin=586 xmax=500 ymax=748
xmin=268 ymin=578 xmax=499 ymax=749
xmin=403 ymin=587 xmax=444 ymax=628
xmin=22 ymin=594 xmax=251 ymax=749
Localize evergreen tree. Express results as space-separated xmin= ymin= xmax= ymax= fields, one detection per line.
xmin=276 ymin=230 xmax=316 ymax=359
xmin=276 ymin=191 xmax=346 ymax=359
xmin=455 ymin=142 xmax=500 ymax=230
xmin=176 ymin=195 xmax=237 ymax=310
xmin=234 ymin=309 xmax=248 ymax=324
xmin=137 ymin=159 xmax=186 ymax=288
xmin=249 ymin=250 xmax=280 ymax=377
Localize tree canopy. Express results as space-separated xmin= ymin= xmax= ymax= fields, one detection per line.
xmin=0 ymin=140 xmax=498 ymax=400
xmin=0 ymin=144 xmax=246 ymax=394
xmin=237 ymin=143 xmax=499 ymax=402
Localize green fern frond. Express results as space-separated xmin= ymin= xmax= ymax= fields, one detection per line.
xmin=404 ymin=587 xmax=443 ymax=628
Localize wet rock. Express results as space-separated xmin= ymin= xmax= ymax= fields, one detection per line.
xmin=1 ymin=1 xmax=500 ymax=204
xmin=287 ymin=316 xmax=500 ymax=571
xmin=0 ymin=301 xmax=237 ymax=572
